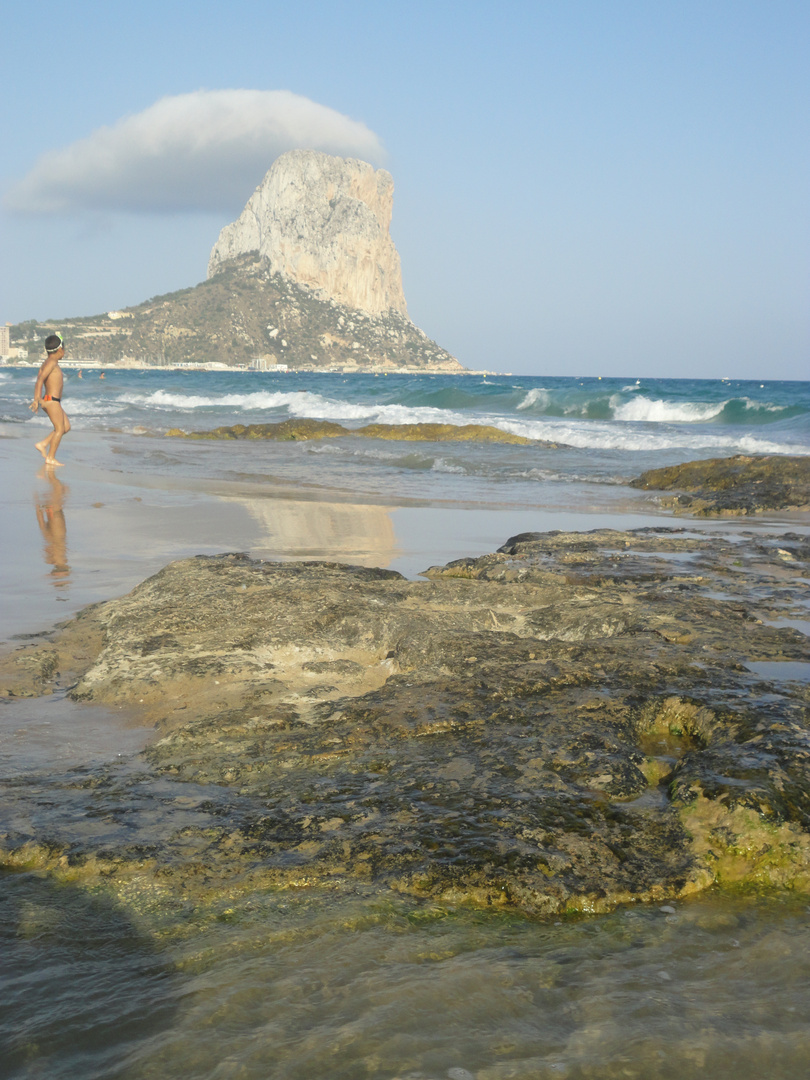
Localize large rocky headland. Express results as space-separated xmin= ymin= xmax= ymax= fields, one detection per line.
xmin=2 ymin=523 xmax=808 ymax=918
xmin=9 ymin=150 xmax=463 ymax=373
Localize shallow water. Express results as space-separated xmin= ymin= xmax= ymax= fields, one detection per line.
xmin=0 ymin=691 xmax=152 ymax=772
xmin=745 ymin=661 xmax=810 ymax=683
xmin=766 ymin=617 xmax=810 ymax=636
xmin=3 ymin=639 xmax=810 ymax=1078
xmin=3 ymin=370 xmax=810 ymax=1078
xmin=3 ymin=870 xmax=810 ymax=1080
xmin=4 ymin=371 xmax=810 ymax=493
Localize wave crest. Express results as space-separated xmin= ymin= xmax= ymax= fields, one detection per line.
xmin=612 ymin=395 xmax=726 ymax=423
xmin=516 ymin=388 xmax=551 ymax=411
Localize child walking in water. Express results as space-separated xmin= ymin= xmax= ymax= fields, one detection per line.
xmin=31 ymin=333 xmax=71 ymax=466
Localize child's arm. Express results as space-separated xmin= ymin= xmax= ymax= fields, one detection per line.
xmin=30 ymin=357 xmax=56 ymax=411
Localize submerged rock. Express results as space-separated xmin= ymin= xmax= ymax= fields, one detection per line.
xmin=630 ymin=455 xmax=810 ymax=516
xmin=1 ymin=528 xmax=808 ymax=915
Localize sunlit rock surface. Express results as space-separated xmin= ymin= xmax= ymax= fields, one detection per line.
xmin=209 ymin=150 xmax=407 ymax=317
xmin=2 ymin=528 xmax=809 ymax=914
xmin=631 ymin=454 xmax=810 ymax=516
xmin=165 ymin=418 xmax=546 ymax=446
xmin=9 ymin=151 xmax=464 ymax=370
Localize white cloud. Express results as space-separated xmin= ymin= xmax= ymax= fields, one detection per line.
xmin=6 ymin=89 xmax=386 ymax=216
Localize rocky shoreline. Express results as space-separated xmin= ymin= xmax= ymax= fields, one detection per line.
xmin=166 ymin=418 xmax=547 ymax=445
xmin=162 ymin=436 xmax=810 ymax=518
xmin=631 ymin=454 xmax=810 ymax=515
xmin=2 ymin=526 xmax=808 ymax=917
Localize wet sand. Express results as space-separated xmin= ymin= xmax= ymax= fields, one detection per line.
xmin=3 ymin=426 xmax=809 ymax=645
xmin=1 ymin=428 xmax=736 ymax=787
xmin=4 ymin=429 xmax=810 ymax=1080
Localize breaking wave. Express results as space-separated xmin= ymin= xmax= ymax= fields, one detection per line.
xmin=513 ymin=389 xmax=796 ymax=425
xmin=611 ymin=396 xmax=727 ymax=423
xmin=1 ymin=371 xmax=808 ymax=495
xmin=117 ymin=388 xmax=475 ymax=428
xmin=516 ymin=388 xmax=552 ymax=411
xmin=497 ymin=417 xmax=809 ymax=456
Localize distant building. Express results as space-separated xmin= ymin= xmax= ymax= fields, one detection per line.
xmin=250 ymin=358 xmax=288 ymax=372
xmin=0 ymin=324 xmax=10 ymax=356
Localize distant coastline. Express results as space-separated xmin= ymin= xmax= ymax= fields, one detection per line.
xmin=1 ymin=358 xmax=502 ymax=375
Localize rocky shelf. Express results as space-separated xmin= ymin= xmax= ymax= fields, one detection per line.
xmin=1 ymin=527 xmax=809 ymax=916
xmin=165 ymin=418 xmax=555 ymax=446
xmin=630 ymin=454 xmax=810 ymax=516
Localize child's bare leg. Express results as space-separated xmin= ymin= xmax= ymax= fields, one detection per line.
xmin=41 ymin=402 xmax=67 ymax=466
xmin=35 ymin=434 xmax=52 ymax=459
xmin=46 ymin=432 xmax=65 ymax=465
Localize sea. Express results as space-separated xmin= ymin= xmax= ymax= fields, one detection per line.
xmin=2 ymin=367 xmax=810 ymax=1080
xmin=2 ymin=367 xmax=809 ymax=506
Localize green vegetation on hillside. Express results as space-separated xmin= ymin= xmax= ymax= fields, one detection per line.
xmin=10 ymin=255 xmax=463 ymax=372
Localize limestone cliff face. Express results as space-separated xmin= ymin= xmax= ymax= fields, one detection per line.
xmin=14 ymin=151 xmax=464 ymax=371
xmin=208 ymin=150 xmax=408 ymax=317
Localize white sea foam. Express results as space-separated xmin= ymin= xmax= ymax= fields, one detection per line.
xmin=512 ymin=468 xmax=568 ymax=482
xmin=736 ymin=396 xmax=787 ymax=413
xmin=102 ymin=385 xmax=799 ymax=434
xmin=516 ymin=387 xmax=551 ymax=411
xmin=611 ymin=395 xmax=726 ymax=423
xmin=306 ymin=403 xmax=810 ymax=457
xmin=431 ymin=457 xmax=466 ymax=474
xmin=307 ymin=442 xmax=401 ymax=464
xmin=611 ymin=394 xmax=788 ymax=423
xmin=116 ymin=388 xmax=474 ymax=429
xmin=306 ymin=400 xmax=472 ymax=426
xmin=514 ymin=468 xmax=626 ymax=485
xmin=63 ymin=400 xmax=127 ymax=416
xmin=22 ymin=399 xmax=124 ymax=419
xmin=117 ymin=389 xmax=333 ymax=413
xmin=496 ymin=416 xmax=810 ymax=456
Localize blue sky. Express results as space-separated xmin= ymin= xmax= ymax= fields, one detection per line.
xmin=2 ymin=1 xmax=807 ymax=378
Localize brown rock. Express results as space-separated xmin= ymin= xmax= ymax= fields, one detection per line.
xmin=630 ymin=454 xmax=810 ymax=515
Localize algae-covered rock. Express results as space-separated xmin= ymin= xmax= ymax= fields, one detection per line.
xmin=1 ymin=528 xmax=808 ymax=914
xmin=176 ymin=418 xmax=349 ymax=441
xmin=167 ymin=419 xmax=543 ymax=446
xmin=354 ymin=422 xmax=533 ymax=445
xmin=630 ymin=454 xmax=810 ymax=515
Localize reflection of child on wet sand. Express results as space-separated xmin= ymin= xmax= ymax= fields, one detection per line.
xmin=35 ymin=470 xmax=70 ymax=584
xmin=30 ymin=333 xmax=71 ymax=466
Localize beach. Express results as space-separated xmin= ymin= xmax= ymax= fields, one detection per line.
xmin=3 ymin=368 xmax=808 ymax=641
xmin=2 ymin=370 xmax=810 ymax=1079
xmin=4 ymin=433 xmax=744 ymax=643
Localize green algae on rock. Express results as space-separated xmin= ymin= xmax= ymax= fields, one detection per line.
xmin=165 ymin=419 xmax=540 ymax=446
xmin=1 ymin=528 xmax=808 ymax=915
xmin=630 ymin=454 xmax=810 ymax=516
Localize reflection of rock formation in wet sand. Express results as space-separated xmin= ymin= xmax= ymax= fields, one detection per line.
xmin=226 ymin=497 xmax=398 ymax=567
